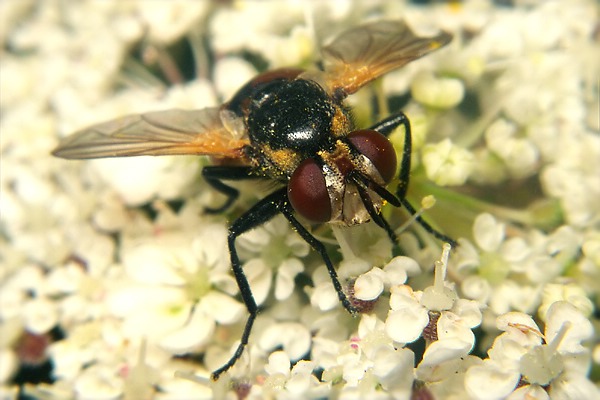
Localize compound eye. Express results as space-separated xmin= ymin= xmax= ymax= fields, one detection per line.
xmin=288 ymin=158 xmax=332 ymax=223
xmin=348 ymin=129 xmax=397 ymax=183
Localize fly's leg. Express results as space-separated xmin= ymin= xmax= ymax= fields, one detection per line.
xmin=399 ymin=197 xmax=458 ymax=247
xmin=202 ymin=166 xmax=254 ymax=214
xmin=368 ymin=112 xmax=411 ymax=199
xmin=211 ymin=187 xmax=359 ymax=380
xmin=211 ymin=188 xmax=284 ymax=381
xmin=369 ymin=112 xmax=456 ymax=246
xmin=349 ymin=170 xmax=398 ymax=243
xmin=275 ymin=193 xmax=358 ymax=316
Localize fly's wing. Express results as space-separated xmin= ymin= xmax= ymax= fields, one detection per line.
xmin=52 ymin=107 xmax=250 ymax=160
xmin=310 ymin=20 xmax=452 ymax=97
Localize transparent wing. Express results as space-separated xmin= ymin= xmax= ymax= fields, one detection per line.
xmin=313 ymin=20 xmax=452 ymax=96
xmin=52 ymin=107 xmax=250 ymax=160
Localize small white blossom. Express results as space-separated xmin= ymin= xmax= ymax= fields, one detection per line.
xmin=454 ymin=214 xmax=589 ymax=318
xmin=74 ymin=364 xmax=123 ymax=400
xmin=213 ymin=57 xmax=257 ymax=100
xmin=465 ymin=302 xmax=595 ymax=399
xmin=22 ymin=298 xmax=59 ymax=335
xmin=411 ymin=71 xmax=465 ymax=109
xmin=238 ymin=218 xmax=309 ymax=304
xmin=136 ymin=1 xmax=210 ymax=44
xmin=353 ymin=268 xmax=386 ymax=301
xmin=352 ymin=256 xmax=412 ymax=301
xmin=307 ymin=265 xmax=341 ymax=312
xmin=322 ymin=314 xmax=415 ymax=398
xmin=422 ymin=138 xmax=475 ymax=186
xmin=261 ymin=351 xmax=328 ymax=399
xmin=2 ymin=0 xmax=598 ymax=397
xmin=385 ymin=285 xmax=430 ymax=343
xmin=258 ymin=321 xmax=312 ymax=362
xmin=485 ymin=118 xmax=539 ymax=179
xmin=539 ymin=283 xmax=594 ymax=323
xmin=109 ymin=219 xmax=245 ymax=356
xmin=386 ymin=245 xmax=482 ymax=370
xmin=0 ymin=349 xmax=18 ymax=385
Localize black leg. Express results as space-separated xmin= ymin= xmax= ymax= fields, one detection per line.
xmin=211 ymin=187 xmax=359 ymax=380
xmin=351 ymin=174 xmax=398 ymax=243
xmin=348 ymin=171 xmax=398 ymax=242
xmin=399 ymin=198 xmax=457 ymax=247
xmin=211 ymin=188 xmax=285 ymax=381
xmin=350 ymin=171 xmax=400 ymax=207
xmin=202 ymin=166 xmax=254 ymax=214
xmin=369 ymin=112 xmax=410 ymax=138
xmin=370 ymin=112 xmax=456 ymax=246
xmin=369 ymin=112 xmax=412 ymax=200
xmin=275 ymin=195 xmax=358 ymax=316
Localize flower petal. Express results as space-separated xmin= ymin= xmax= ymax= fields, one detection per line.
xmin=383 ymin=256 xmax=418 ymax=281
xmin=385 ymin=306 xmax=429 ymax=343
xmin=465 ymin=363 xmax=520 ymax=400
xmin=259 ymin=322 xmax=311 ymax=361
xmin=421 ymin=335 xmax=473 ymax=367
xmin=264 ymin=350 xmax=291 ymax=377
xmin=473 ymin=213 xmax=505 ymax=252
xmin=545 ymin=301 xmax=593 ymax=353
xmin=354 ymin=268 xmax=385 ymax=301
xmin=159 ymin=309 xmax=215 ymax=353
xmin=200 ymin=291 xmax=245 ymax=325
xmin=23 ymin=298 xmax=58 ymax=334
xmin=244 ymin=258 xmax=272 ymax=306
xmin=275 ymin=258 xmax=303 ymax=300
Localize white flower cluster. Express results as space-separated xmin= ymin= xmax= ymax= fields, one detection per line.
xmin=1 ymin=1 xmax=598 ymax=399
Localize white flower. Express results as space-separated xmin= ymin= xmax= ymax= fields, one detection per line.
xmin=454 ymin=214 xmax=587 ymax=317
xmin=485 ymin=118 xmax=539 ymax=179
xmin=308 ymin=255 xmax=413 ymax=315
xmin=385 ymin=285 xmax=430 ymax=343
xmin=411 ymin=71 xmax=465 ymax=109
xmin=353 ymin=268 xmax=386 ymax=301
xmin=386 ymin=245 xmax=482 ymax=371
xmin=22 ymin=298 xmax=59 ymax=335
xmin=540 ymin=132 xmax=600 ymax=228
xmin=261 ymin=351 xmax=328 ymax=399
xmin=238 ymin=218 xmax=309 ymax=304
xmin=122 ymin=340 xmax=160 ymax=400
xmin=73 ymin=364 xmax=122 ymax=400
xmin=352 ymin=256 xmax=411 ymax=301
xmin=209 ymin=3 xmax=310 ymax=66
xmin=258 ymin=321 xmax=312 ymax=363
xmin=538 ymin=283 xmax=594 ymax=323
xmin=321 ymin=314 xmax=415 ymax=398
xmin=213 ymin=57 xmax=257 ymax=100
xmin=422 ymin=138 xmax=475 ymax=186
xmin=0 ymin=349 xmax=18 ymax=385
xmin=307 ymin=265 xmax=341 ymax=312
xmin=464 ymin=302 xmax=595 ymax=399
xmin=136 ymin=1 xmax=210 ymax=44
xmin=3 ymin=0 xmax=598 ymax=398
xmin=107 ymin=216 xmax=245 ymax=357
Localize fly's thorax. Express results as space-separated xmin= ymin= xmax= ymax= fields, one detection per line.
xmin=242 ymin=77 xmax=353 ymax=180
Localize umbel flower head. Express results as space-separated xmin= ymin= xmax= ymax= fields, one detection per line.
xmin=1 ymin=1 xmax=598 ymax=399
xmin=465 ymin=302 xmax=595 ymax=399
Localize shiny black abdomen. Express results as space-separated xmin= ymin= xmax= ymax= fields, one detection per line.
xmin=226 ymin=67 xmax=339 ymax=159
xmin=227 ymin=68 xmax=303 ymax=117
xmin=246 ymin=79 xmax=337 ymax=156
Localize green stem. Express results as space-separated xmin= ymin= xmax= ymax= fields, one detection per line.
xmin=408 ymin=178 xmax=563 ymax=238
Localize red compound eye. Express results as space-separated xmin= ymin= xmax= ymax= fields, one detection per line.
xmin=288 ymin=158 xmax=332 ymax=223
xmin=348 ymin=129 xmax=397 ymax=183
